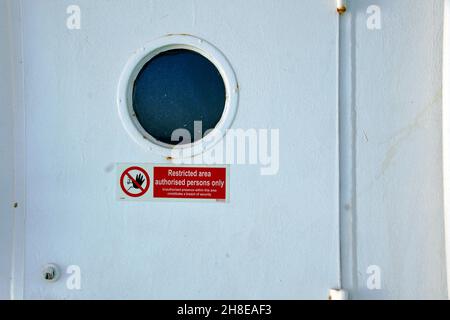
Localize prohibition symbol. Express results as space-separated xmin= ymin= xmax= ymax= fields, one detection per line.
xmin=120 ymin=166 xmax=150 ymax=198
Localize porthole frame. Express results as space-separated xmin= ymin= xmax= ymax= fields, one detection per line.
xmin=117 ymin=34 xmax=239 ymax=157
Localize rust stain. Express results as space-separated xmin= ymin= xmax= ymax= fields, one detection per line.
xmin=337 ymin=6 xmax=347 ymax=15
xmin=166 ymin=33 xmax=192 ymax=37
xmin=378 ymin=90 xmax=441 ymax=179
xmin=381 ymin=144 xmax=398 ymax=177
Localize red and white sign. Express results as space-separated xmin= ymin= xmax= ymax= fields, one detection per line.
xmin=117 ymin=164 xmax=228 ymax=202
xmin=153 ymin=166 xmax=227 ymax=200
xmin=118 ymin=166 xmax=150 ymax=199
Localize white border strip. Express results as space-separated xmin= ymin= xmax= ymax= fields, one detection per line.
xmin=10 ymin=0 xmax=26 ymax=300
xmin=443 ymin=0 xmax=450 ymax=299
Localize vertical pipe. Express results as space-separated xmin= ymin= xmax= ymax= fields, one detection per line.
xmin=336 ymin=0 xmax=356 ymax=298
xmin=335 ymin=0 xmax=348 ymax=296
xmin=336 ymin=9 xmax=342 ymax=291
xmin=442 ymin=0 xmax=450 ymax=300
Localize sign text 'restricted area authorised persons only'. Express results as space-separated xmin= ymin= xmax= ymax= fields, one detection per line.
xmin=117 ymin=164 xmax=229 ymax=202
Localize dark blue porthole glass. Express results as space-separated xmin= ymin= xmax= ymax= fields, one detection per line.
xmin=132 ymin=49 xmax=226 ymax=146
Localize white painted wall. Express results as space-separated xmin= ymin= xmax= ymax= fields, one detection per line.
xmin=348 ymin=0 xmax=447 ymax=299
xmin=0 ymin=0 xmax=15 ymax=299
xmin=443 ymin=0 xmax=450 ymax=299
xmin=0 ymin=0 xmax=448 ymax=299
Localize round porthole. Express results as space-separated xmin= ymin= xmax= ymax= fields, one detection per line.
xmin=118 ymin=35 xmax=238 ymax=156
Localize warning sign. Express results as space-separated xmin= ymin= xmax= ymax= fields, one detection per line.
xmin=153 ymin=166 xmax=227 ymax=200
xmin=117 ymin=164 xmax=229 ymax=202
xmin=117 ymin=165 xmax=151 ymax=200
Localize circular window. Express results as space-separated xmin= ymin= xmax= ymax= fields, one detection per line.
xmin=118 ymin=35 xmax=238 ymax=156
xmin=132 ymin=49 xmax=226 ymax=145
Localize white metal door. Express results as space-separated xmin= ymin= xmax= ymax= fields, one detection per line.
xmin=18 ymin=0 xmax=339 ymax=299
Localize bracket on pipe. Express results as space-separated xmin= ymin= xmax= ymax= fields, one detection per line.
xmin=337 ymin=0 xmax=347 ymax=15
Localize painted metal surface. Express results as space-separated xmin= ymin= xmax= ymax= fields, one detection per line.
xmin=0 ymin=0 xmax=15 ymax=300
xmin=442 ymin=0 xmax=450 ymax=299
xmin=15 ymin=0 xmax=340 ymax=299
xmin=347 ymin=0 xmax=446 ymax=299
xmin=0 ymin=0 xmax=447 ymax=299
